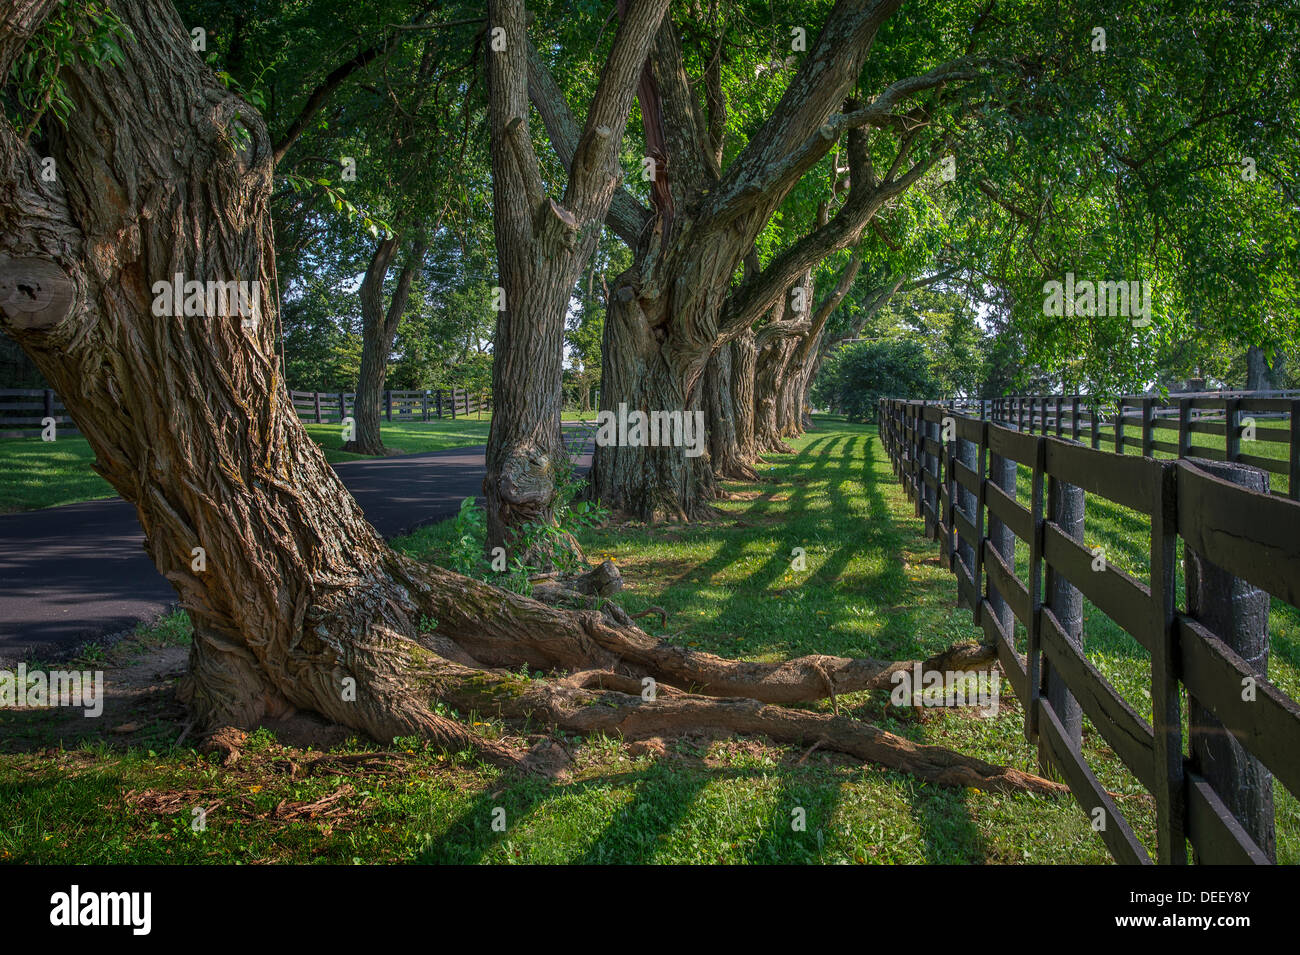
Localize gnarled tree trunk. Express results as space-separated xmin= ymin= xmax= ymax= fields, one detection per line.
xmin=0 ymin=0 xmax=1065 ymax=796
xmin=483 ymin=0 xmax=669 ymax=556
xmin=344 ymin=236 xmax=426 ymax=456
xmin=753 ymin=279 xmax=812 ymax=454
xmin=705 ymin=331 xmax=759 ymax=481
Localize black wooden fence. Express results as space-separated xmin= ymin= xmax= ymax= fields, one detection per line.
xmin=0 ymin=388 xmax=77 ymax=438
xmin=879 ymin=396 xmax=1300 ymax=865
xmin=988 ymin=391 xmax=1300 ymax=499
xmin=0 ymin=387 xmax=491 ymax=437
xmin=289 ymin=388 xmax=491 ymax=424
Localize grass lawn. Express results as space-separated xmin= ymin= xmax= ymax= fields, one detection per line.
xmin=1 ymin=416 xmax=1295 ymax=864
xmin=303 ymin=418 xmax=492 ymax=463
xmin=0 ymin=414 xmax=547 ymax=511
xmin=0 ymin=433 xmax=116 ymax=512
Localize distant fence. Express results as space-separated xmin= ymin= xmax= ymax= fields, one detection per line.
xmin=0 ymin=388 xmax=78 ymax=438
xmin=0 ymin=387 xmax=492 ymax=437
xmin=289 ymin=388 xmax=490 ymax=424
xmin=989 ymin=390 xmax=1300 ymax=499
xmin=879 ymin=395 xmax=1300 ymax=865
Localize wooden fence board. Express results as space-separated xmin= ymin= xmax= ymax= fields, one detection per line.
xmin=1041 ymin=522 xmax=1155 ymax=652
xmin=1185 ymin=771 xmax=1272 ymax=864
xmin=1044 ymin=436 xmax=1158 ymax=514
xmin=985 ymin=482 xmax=1032 ymax=543
xmin=1041 ymin=607 xmax=1156 ymax=790
xmin=1178 ymin=615 xmax=1300 ymax=796
xmin=1177 ymin=460 xmax=1300 ymax=607
xmin=982 ymin=541 xmax=1031 ymax=627
xmin=1038 ymin=701 xmax=1153 ymax=865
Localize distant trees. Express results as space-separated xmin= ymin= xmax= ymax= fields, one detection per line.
xmin=813 ymin=339 xmax=940 ymax=422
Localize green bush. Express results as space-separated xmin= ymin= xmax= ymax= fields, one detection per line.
xmin=812 ymin=339 xmax=941 ymax=422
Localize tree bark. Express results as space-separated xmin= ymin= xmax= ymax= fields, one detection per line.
xmin=753 ymin=282 xmax=812 ymax=454
xmin=344 ymin=236 xmax=426 ymax=456
xmin=0 ymin=0 xmax=1066 ymax=796
xmin=1245 ymin=344 xmax=1286 ymax=391
xmin=577 ymin=4 xmax=930 ymax=512
xmin=483 ymin=0 xmax=669 ymax=557
xmin=784 ymin=251 xmax=864 ymax=433
xmin=705 ymin=333 xmax=758 ymax=481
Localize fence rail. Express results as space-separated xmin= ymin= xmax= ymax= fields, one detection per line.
xmin=0 ymin=388 xmax=491 ymax=437
xmin=0 ymin=388 xmax=78 ymax=437
xmin=289 ymin=387 xmax=490 ymax=423
xmin=879 ymin=395 xmax=1300 ymax=865
xmin=978 ymin=392 xmax=1300 ymax=499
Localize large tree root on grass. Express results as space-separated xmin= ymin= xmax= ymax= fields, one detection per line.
xmin=329 ymin=554 xmax=1059 ymax=793
xmin=430 ymin=660 xmax=1066 ymax=795
xmin=402 ymin=556 xmax=998 ymax=705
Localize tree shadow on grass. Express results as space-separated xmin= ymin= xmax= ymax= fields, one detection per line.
xmin=905 ymin=778 xmax=986 ymax=863
xmin=743 ymin=765 xmax=846 ymax=864
xmin=414 ymin=757 xmax=860 ymax=865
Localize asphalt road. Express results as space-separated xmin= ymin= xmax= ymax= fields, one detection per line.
xmin=0 ymin=430 xmax=593 ymax=660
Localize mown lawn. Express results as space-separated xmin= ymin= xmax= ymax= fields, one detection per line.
xmin=0 ymin=417 xmax=506 ymax=512
xmin=1 ymin=416 xmax=1294 ymax=864
xmin=0 ymin=410 xmax=603 ymax=512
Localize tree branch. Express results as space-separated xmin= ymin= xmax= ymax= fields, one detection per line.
xmin=565 ymin=0 xmax=672 ymax=219
xmin=718 ymin=127 xmax=947 ymax=338
xmin=272 ymin=2 xmax=439 ymax=166
xmin=525 ymin=41 xmax=651 ymax=246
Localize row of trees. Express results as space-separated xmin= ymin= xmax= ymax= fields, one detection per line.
xmin=1 ymin=0 xmax=1296 ymax=771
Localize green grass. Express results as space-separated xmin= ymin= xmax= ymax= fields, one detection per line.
xmin=303 ymin=417 xmax=493 ymax=463
xmin=2 ymin=416 xmax=1294 ymax=864
xmin=0 ymin=433 xmax=117 ymax=512
xmin=0 ymin=415 xmax=540 ymax=511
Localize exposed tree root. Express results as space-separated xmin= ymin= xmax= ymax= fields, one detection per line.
xmin=303 ymin=553 xmax=1064 ymax=794
xmin=430 ymin=660 xmax=1066 ymax=795
xmin=395 ymin=555 xmax=997 ymax=705
xmin=183 ymin=556 xmax=1033 ymax=792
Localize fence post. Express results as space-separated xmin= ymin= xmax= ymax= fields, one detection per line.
xmin=913 ymin=404 xmax=925 ymax=516
xmin=943 ymin=411 xmax=956 ymax=564
xmin=1141 ymin=397 xmax=1154 ymax=457
xmin=1183 ymin=458 xmax=1275 ymax=862
xmin=986 ymin=445 xmax=1017 ymax=646
xmin=43 ymin=388 xmax=54 ymax=423
xmin=313 ymin=391 xmax=322 ymax=424
xmin=1091 ymin=400 xmax=1100 ymax=449
xmin=422 ymin=391 xmax=430 ymax=421
xmin=1071 ymin=395 xmax=1080 ymax=441
xmin=1025 ymin=435 xmax=1047 ymax=743
xmin=955 ymin=430 xmax=978 ymax=605
xmin=1224 ymin=397 xmax=1241 ymax=463
xmin=450 ymin=388 xmax=457 ymax=419
xmin=1054 ymin=395 xmax=1062 ymax=437
xmin=920 ymin=402 xmax=934 ymax=534
xmin=1290 ymin=400 xmax=1300 ymax=501
xmin=917 ymin=404 xmax=926 ymax=507
xmin=436 ymin=389 xmax=443 ymax=419
xmin=1114 ymin=399 xmax=1126 ymax=453
xmin=385 ymin=390 xmax=393 ymax=422
xmin=1178 ymin=398 xmax=1191 ymax=458
xmin=1039 ymin=464 xmax=1085 ymax=775
xmin=1151 ymin=461 xmax=1187 ymax=864
xmin=972 ymin=416 xmax=988 ymax=626
xmin=339 ymin=392 xmax=347 ymax=421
